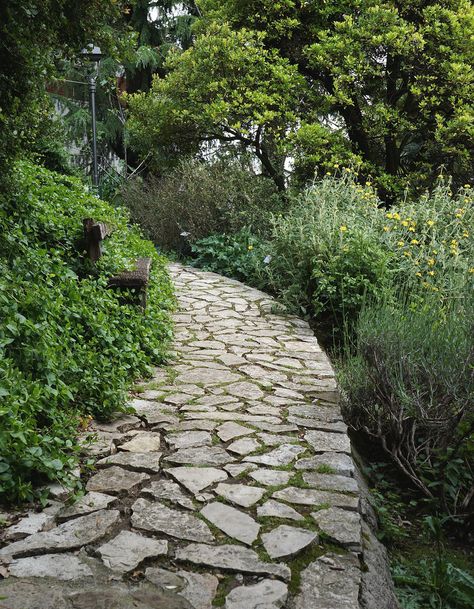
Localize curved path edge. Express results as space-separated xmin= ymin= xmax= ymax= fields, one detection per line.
xmin=0 ymin=264 xmax=398 ymax=609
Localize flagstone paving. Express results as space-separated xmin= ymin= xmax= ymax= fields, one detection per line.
xmin=0 ymin=263 xmax=366 ymax=608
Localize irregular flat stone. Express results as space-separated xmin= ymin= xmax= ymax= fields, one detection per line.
xmin=302 ymin=472 xmax=359 ymax=494
xmin=244 ymin=444 xmax=305 ymax=466
xmin=79 ymin=431 xmax=118 ymax=457
xmin=291 ymin=553 xmax=361 ymax=609
xmin=146 ymin=567 xmax=218 ymax=609
xmin=200 ymin=502 xmax=260 ymax=545
xmin=119 ymin=432 xmax=161 ymax=453
xmin=215 ymin=483 xmax=265 ymax=507
xmin=289 ymin=416 xmax=348 ymax=433
xmin=98 ymin=530 xmax=168 ymax=572
xmin=217 ymin=422 xmax=255 ymax=442
xmin=246 ymin=405 xmax=281 ymax=416
xmin=311 ymin=508 xmax=362 ymax=551
xmin=169 ymin=420 xmax=217 ymax=432
xmin=194 ymin=395 xmax=239 ymax=407
xmin=249 ymin=469 xmax=292 ymax=487
xmin=176 ymin=368 xmax=242 ymax=385
xmin=295 ymin=453 xmax=355 ymax=477
xmin=141 ymin=479 xmax=195 ymax=510
xmin=167 ymin=431 xmax=212 ymax=450
xmin=227 ymin=437 xmax=261 ymax=456
xmin=257 ymin=433 xmax=298 ymax=446
xmin=225 ymin=579 xmax=288 ymax=609
xmin=272 ymin=487 xmax=359 ymax=511
xmin=257 ymin=500 xmax=303 ymax=521
xmin=96 ymin=451 xmax=162 ymax=474
xmin=304 ymin=430 xmax=351 ymax=453
xmin=4 ymin=512 xmax=53 ymax=541
xmin=163 ymin=393 xmax=193 ymax=405
xmin=251 ymin=422 xmax=298 ymax=433
xmin=225 ymin=382 xmax=265 ymax=400
xmin=0 ymin=509 xmax=121 ymax=558
xmin=175 ymin=543 xmax=291 ymax=581
xmin=9 ymin=554 xmax=93 ymax=580
xmin=57 ymin=492 xmax=116 ymax=520
xmin=93 ymin=415 xmax=143 ymax=433
xmin=288 ymin=405 xmax=342 ymax=420
xmin=185 ymin=412 xmax=281 ymax=424
xmin=224 ymin=463 xmax=258 ymax=477
xmin=262 ymin=525 xmax=317 ymax=559
xmin=165 ymin=446 xmax=235 ymax=466
xmin=86 ymin=466 xmax=149 ymax=494
xmin=132 ymin=498 xmax=214 ymax=543
xmin=167 ymin=467 xmax=228 ymax=494
xmin=130 ymin=401 xmax=179 ymax=426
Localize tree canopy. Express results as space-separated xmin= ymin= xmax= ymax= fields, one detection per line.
xmin=127 ymin=0 xmax=474 ymax=198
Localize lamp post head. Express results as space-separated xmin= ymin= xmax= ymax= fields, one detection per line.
xmin=81 ymin=44 xmax=103 ymax=63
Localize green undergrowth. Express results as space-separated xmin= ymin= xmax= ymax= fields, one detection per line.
xmin=0 ymin=162 xmax=174 ymax=503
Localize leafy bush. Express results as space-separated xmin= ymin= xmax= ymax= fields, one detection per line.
xmin=120 ymin=158 xmax=283 ymax=250
xmin=338 ymin=297 xmax=473 ymax=515
xmin=191 ymin=229 xmax=269 ymax=286
xmin=0 ymin=162 xmax=174 ymax=502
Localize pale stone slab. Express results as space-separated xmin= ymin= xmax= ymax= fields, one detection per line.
xmin=217 ymin=422 xmax=255 ymax=442
xmin=57 ymin=492 xmax=116 ymax=520
xmin=215 ymin=483 xmax=265 ymax=508
xmin=291 ymin=553 xmax=361 ymax=609
xmin=175 ymin=543 xmax=291 ymax=581
xmin=93 ymin=415 xmax=143 ymax=433
xmin=98 ymin=530 xmax=168 ymax=572
xmin=0 ymin=509 xmax=121 ymax=558
xmin=86 ymin=466 xmax=149 ymax=494
xmin=302 ymin=473 xmax=359 ymax=494
xmin=288 ymin=405 xmax=342 ymax=421
xmin=194 ymin=395 xmax=239 ymax=407
xmin=246 ymin=405 xmax=281 ymax=416
xmin=272 ymin=487 xmax=359 ymax=511
xmin=146 ymin=567 xmax=219 ymax=609
xmin=289 ymin=416 xmax=348 ymax=433
xmin=226 ymin=382 xmax=265 ymax=400
xmin=96 ymin=451 xmax=162 ymax=474
xmin=295 ymin=453 xmax=355 ymax=477
xmin=9 ymin=554 xmax=93 ymax=580
xmin=169 ymin=420 xmax=217 ymax=432
xmin=141 ymin=480 xmax=195 ymax=510
xmin=244 ymin=444 xmax=305 ymax=466
xmin=225 ymin=579 xmax=288 ymax=609
xmin=130 ymin=400 xmax=179 ymax=425
xmin=305 ymin=430 xmax=351 ymax=453
xmin=227 ymin=437 xmax=261 ymax=456
xmin=176 ymin=368 xmax=242 ymax=385
xmin=262 ymin=525 xmax=317 ymax=559
xmin=311 ymin=508 xmax=362 ymax=551
xmin=200 ymin=502 xmax=260 ymax=545
xmin=257 ymin=433 xmax=299 ymax=446
xmin=257 ymin=500 xmax=303 ymax=521
xmin=165 ymin=446 xmax=235 ymax=466
xmin=167 ymin=431 xmax=212 ymax=450
xmin=249 ymin=469 xmax=292 ymax=487
xmin=119 ymin=432 xmax=161 ymax=453
xmin=4 ymin=512 xmax=53 ymax=541
xmin=167 ymin=467 xmax=228 ymax=494
xmin=251 ymin=422 xmax=299 ymax=433
xmin=79 ymin=430 xmax=118 ymax=458
xmin=224 ymin=463 xmax=258 ymax=477
xmin=185 ymin=412 xmax=281 ymax=424
xmin=132 ymin=498 xmax=214 ymax=543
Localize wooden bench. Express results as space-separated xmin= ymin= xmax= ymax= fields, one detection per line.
xmin=83 ymin=218 xmax=151 ymax=310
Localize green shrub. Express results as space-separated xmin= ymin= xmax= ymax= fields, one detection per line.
xmin=120 ymin=157 xmax=283 ymax=250
xmin=0 ymin=162 xmax=174 ymax=503
xmin=338 ymin=297 xmax=473 ymax=516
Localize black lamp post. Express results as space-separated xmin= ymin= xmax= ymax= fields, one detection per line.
xmin=81 ymin=45 xmax=103 ymax=189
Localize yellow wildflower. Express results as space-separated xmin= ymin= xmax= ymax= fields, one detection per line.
xmin=393 ymin=213 xmax=401 ymax=221
xmin=411 ymin=239 xmax=419 ymax=245
xmin=248 ymin=245 xmax=253 ymax=251
xmin=401 ymin=220 xmax=409 ymax=227
xmin=386 ymin=212 xmax=393 ymax=219
xmin=451 ymin=239 xmax=458 ymax=245
xmin=366 ymin=181 xmax=372 ymax=187
xmin=428 ymin=258 xmax=435 ymax=266
xmin=383 ymin=226 xmax=390 ymax=232
xmin=428 ymin=271 xmax=435 ymax=276
xmin=464 ymin=184 xmax=471 ymax=189
xmin=469 ymin=268 xmax=474 ymax=274
xmin=463 ymin=231 xmax=469 ymax=238
xmin=427 ymin=220 xmax=435 ymax=226
xmin=397 ymin=241 xmax=405 ymax=247
xmin=408 ymin=226 xmax=416 ymax=232
xmin=340 ymin=225 xmax=348 ymax=232
xmin=416 ymin=272 xmax=422 ymax=277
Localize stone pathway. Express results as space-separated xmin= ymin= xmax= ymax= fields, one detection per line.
xmin=0 ymin=264 xmax=366 ymax=609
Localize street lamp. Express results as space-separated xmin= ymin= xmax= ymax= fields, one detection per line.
xmin=81 ymin=45 xmax=103 ymax=189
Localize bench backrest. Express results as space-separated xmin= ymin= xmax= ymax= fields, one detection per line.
xmin=83 ymin=218 xmax=114 ymax=263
